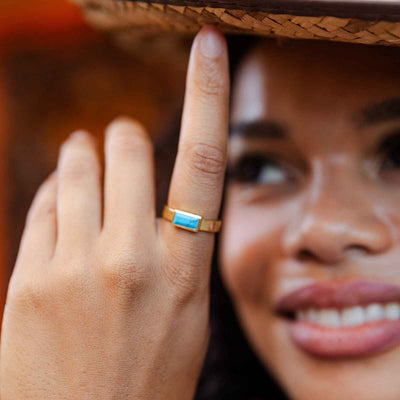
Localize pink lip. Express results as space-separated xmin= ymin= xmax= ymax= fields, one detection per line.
xmin=276 ymin=280 xmax=400 ymax=358
xmin=276 ymin=280 xmax=400 ymax=311
xmin=288 ymin=320 xmax=400 ymax=358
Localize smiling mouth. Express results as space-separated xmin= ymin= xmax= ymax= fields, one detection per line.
xmin=276 ymin=280 xmax=400 ymax=358
xmin=286 ymin=302 xmax=400 ymax=327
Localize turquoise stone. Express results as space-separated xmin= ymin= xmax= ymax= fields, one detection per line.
xmin=173 ymin=211 xmax=201 ymax=231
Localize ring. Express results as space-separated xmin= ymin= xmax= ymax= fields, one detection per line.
xmin=162 ymin=205 xmax=222 ymax=233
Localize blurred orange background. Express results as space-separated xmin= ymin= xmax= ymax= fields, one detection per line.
xmin=0 ymin=0 xmax=188 ymax=328
xmin=0 ymin=0 xmax=91 ymax=327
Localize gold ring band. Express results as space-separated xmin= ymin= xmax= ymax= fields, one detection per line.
xmin=162 ymin=205 xmax=222 ymax=233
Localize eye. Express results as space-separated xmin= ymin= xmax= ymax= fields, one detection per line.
xmin=379 ymin=133 xmax=400 ymax=170
xmin=228 ymin=153 xmax=292 ymax=185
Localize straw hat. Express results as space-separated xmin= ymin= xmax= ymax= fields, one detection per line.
xmin=72 ymin=0 xmax=400 ymax=46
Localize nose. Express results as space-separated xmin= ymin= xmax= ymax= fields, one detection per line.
xmin=282 ymin=160 xmax=393 ymax=265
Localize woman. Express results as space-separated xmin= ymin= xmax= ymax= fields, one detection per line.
xmin=203 ymin=36 xmax=400 ymax=400
xmin=2 ymin=20 xmax=400 ymax=400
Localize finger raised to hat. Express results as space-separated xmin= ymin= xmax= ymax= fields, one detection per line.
xmin=160 ymin=26 xmax=229 ymax=288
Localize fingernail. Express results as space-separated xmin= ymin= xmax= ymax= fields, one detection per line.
xmin=198 ymin=26 xmax=225 ymax=59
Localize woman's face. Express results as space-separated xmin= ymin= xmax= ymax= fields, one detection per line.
xmin=219 ymin=40 xmax=400 ymax=400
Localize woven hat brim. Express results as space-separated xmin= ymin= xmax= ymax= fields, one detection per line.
xmin=73 ymin=0 xmax=400 ymax=46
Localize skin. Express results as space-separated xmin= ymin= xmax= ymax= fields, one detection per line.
xmin=3 ymin=25 xmax=400 ymax=399
xmin=0 ymin=26 xmax=229 ymax=399
xmin=219 ymin=40 xmax=400 ymax=399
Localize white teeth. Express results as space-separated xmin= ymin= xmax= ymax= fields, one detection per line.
xmin=342 ymin=306 xmax=365 ymax=327
xmin=319 ymin=309 xmax=341 ymax=328
xmin=385 ymin=303 xmax=400 ymax=320
xmin=365 ymin=304 xmax=385 ymax=322
xmin=295 ymin=302 xmax=400 ymax=328
xmin=306 ymin=308 xmax=319 ymax=324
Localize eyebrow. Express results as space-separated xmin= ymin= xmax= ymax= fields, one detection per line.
xmin=357 ymin=97 xmax=400 ymax=127
xmin=229 ymin=120 xmax=286 ymax=139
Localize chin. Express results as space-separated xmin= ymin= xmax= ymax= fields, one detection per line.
xmin=237 ymin=304 xmax=400 ymax=400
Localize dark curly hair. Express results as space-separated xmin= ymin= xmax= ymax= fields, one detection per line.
xmin=195 ymin=224 xmax=288 ymax=400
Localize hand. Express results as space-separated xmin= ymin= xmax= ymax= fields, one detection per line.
xmin=0 ymin=25 xmax=229 ymax=400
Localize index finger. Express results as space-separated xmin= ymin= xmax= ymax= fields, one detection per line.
xmin=161 ymin=26 xmax=230 ymax=268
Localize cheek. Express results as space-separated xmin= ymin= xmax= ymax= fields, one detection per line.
xmin=219 ymin=191 xmax=290 ymax=305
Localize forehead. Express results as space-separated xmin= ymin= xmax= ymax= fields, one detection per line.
xmin=231 ymin=40 xmax=400 ymax=125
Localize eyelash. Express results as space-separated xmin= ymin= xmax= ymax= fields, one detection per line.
xmin=227 ymin=133 xmax=400 ymax=185
xmin=227 ymin=153 xmax=291 ymax=185
xmin=379 ymin=133 xmax=400 ymax=170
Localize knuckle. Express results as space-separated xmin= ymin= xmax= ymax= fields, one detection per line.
xmin=99 ymin=251 xmax=149 ymax=292
xmin=186 ymin=141 xmax=227 ymax=177
xmin=194 ymin=58 xmax=227 ymax=98
xmin=7 ymin=278 xmax=50 ymax=312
